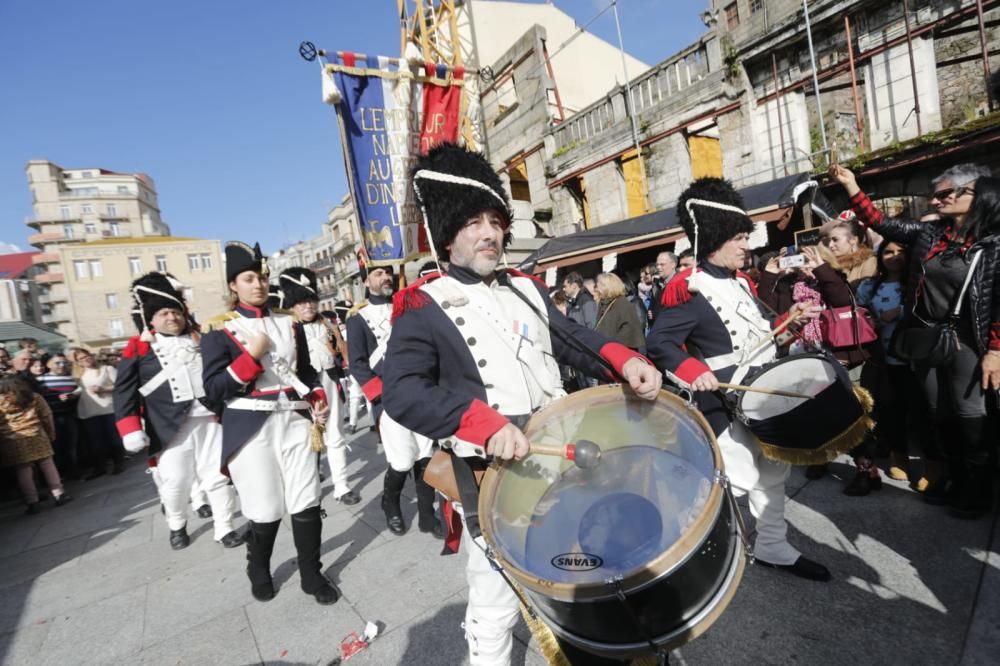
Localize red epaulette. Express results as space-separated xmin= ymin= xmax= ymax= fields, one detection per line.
xmin=122 ymin=336 xmax=150 ymax=359
xmin=391 ymin=271 xmax=442 ymax=323
xmin=505 ymin=268 xmax=547 ymax=288
xmin=736 ymin=270 xmax=759 ymax=296
xmin=661 ymin=268 xmax=695 ymax=308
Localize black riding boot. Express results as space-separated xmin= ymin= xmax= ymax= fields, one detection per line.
xmin=413 ymin=457 xmax=444 ymax=539
xmin=381 ymin=467 xmax=408 ymax=535
xmin=950 ymin=417 xmax=995 ymax=519
xmin=245 ymin=520 xmax=281 ymax=602
xmin=291 ymin=506 xmax=340 ymax=605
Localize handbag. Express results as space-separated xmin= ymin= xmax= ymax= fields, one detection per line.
xmin=819 ymin=290 xmax=879 ymax=350
xmin=892 ymin=250 xmax=982 ymax=367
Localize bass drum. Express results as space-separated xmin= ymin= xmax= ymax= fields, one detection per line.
xmin=478 ymin=385 xmax=745 ymax=659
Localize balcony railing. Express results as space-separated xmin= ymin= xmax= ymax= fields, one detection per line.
xmin=31 ymin=252 xmax=60 ymax=265
xmin=28 ymin=232 xmax=64 ymax=246
xmin=550 ymin=41 xmax=713 ymax=153
xmin=25 ymin=216 xmax=81 ymax=228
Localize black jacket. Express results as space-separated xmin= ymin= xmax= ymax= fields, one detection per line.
xmin=851 ymin=191 xmax=1000 ymax=354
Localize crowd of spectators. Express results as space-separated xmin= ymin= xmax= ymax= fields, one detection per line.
xmin=0 ymin=337 xmax=126 ymax=513
xmin=545 ymin=161 xmax=999 ymax=521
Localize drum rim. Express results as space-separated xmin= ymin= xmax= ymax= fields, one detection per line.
xmin=478 ymin=384 xmax=726 ymax=602
xmin=540 ymin=521 xmax=746 ymax=658
xmin=736 ymin=351 xmax=838 ymax=409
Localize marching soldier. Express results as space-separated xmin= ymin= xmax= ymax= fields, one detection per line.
xmin=278 ymin=267 xmax=360 ymax=505
xmin=201 ymin=242 xmax=338 ymax=605
xmin=382 ymin=143 xmax=662 ymax=665
xmin=113 ymin=272 xmax=243 ymax=550
xmin=346 ymin=263 xmax=442 ymax=538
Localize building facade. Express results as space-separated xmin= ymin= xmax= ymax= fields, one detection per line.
xmin=57 ymin=237 xmax=225 ymax=348
xmin=25 ymin=160 xmax=171 ymax=340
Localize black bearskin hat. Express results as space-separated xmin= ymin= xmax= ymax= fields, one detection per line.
xmin=278 ymin=267 xmax=319 ymax=308
xmin=130 ymin=272 xmax=187 ymax=332
xmin=676 ymin=177 xmax=754 ymax=260
xmin=225 ymin=241 xmax=267 ymax=283
xmin=411 ymin=143 xmax=512 ymax=260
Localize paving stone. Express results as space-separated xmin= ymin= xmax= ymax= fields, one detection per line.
xmin=79 ymin=514 xmax=154 ymax=563
xmin=0 ymin=534 xmax=87 ymax=592
xmin=141 ymin=549 xmax=252 ymax=647
xmin=35 ymin=585 xmax=146 ymax=666
xmin=245 ymin=581 xmax=364 ymax=665
xmin=334 ymin=527 xmax=467 ymax=632
xmin=134 ymin=607 xmax=260 ymax=665
xmin=0 ymin=620 xmax=51 ymax=666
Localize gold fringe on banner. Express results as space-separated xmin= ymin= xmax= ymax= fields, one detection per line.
xmin=519 ymin=605 xmax=572 ymax=666
xmin=756 ymin=385 xmax=875 ymax=466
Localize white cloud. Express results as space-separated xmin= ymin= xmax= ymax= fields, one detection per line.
xmin=0 ymin=242 xmax=22 ymax=255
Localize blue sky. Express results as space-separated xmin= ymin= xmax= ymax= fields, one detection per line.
xmin=0 ymin=0 xmax=708 ymax=253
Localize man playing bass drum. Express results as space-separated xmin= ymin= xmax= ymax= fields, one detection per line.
xmin=646 ymin=177 xmax=831 ymax=582
xmin=382 ymin=143 xmax=662 ymax=665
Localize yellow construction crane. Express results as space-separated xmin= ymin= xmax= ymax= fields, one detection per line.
xmin=398 ymin=0 xmax=481 ymax=150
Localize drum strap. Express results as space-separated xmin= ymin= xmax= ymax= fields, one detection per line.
xmin=450 ymin=452 xmax=541 ymax=621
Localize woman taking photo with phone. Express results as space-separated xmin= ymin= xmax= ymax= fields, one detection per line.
xmin=830 ymin=164 xmax=1000 ymax=519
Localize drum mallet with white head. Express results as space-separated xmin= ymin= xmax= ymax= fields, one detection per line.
xmin=529 ymin=439 xmax=603 ymax=469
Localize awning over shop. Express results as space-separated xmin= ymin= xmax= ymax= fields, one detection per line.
xmin=0 ymin=321 xmax=69 ymax=354
xmin=520 ymin=173 xmax=832 ymax=273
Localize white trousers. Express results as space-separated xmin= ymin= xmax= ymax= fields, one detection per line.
xmin=462 ymin=520 xmax=519 ymax=666
xmin=347 ymin=376 xmax=370 ymax=428
xmin=318 ymin=372 xmax=352 ymax=498
xmin=156 ymin=415 xmax=236 ymax=540
xmin=380 ymin=411 xmax=434 ymax=472
xmin=228 ymin=410 xmax=320 ymax=523
xmin=718 ymin=421 xmax=800 ymax=565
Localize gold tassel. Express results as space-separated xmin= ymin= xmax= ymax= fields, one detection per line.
xmin=310 ymin=400 xmax=327 ymax=453
xmin=756 ymin=385 xmax=875 ymax=465
xmin=519 ymin=605 xmax=572 ymax=666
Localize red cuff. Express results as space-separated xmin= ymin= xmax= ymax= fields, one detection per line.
xmin=307 ymin=388 xmax=329 ymax=406
xmin=229 ymin=351 xmax=263 ymax=384
xmin=455 ymin=399 xmax=510 ymax=447
xmin=599 ymin=342 xmax=644 ymax=376
xmin=989 ymin=323 xmax=1000 ymax=351
xmin=773 ymin=312 xmax=789 ymax=330
xmin=361 ymin=377 xmax=383 ymax=402
xmin=674 ymin=357 xmax=711 ymax=385
xmin=116 ymin=415 xmax=142 ymax=438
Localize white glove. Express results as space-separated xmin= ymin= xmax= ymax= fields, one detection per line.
xmin=122 ymin=431 xmax=150 ymax=454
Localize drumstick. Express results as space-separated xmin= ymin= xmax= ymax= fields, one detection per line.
xmin=718 ymin=383 xmax=811 ymax=400
xmin=529 ymin=440 xmax=603 ymax=469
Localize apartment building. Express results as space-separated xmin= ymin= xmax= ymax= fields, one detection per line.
xmin=56 ymin=236 xmax=225 ymax=347
xmin=25 ymin=160 xmax=171 ymax=340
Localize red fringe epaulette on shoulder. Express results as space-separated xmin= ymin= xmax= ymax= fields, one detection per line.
xmin=661 ymin=268 xmax=695 ymax=308
xmin=391 ymin=271 xmax=442 ymax=323
xmin=122 ymin=336 xmax=150 ymax=359
xmin=505 ymin=268 xmax=547 ymax=288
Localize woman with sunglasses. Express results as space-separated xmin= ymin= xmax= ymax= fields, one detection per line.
xmin=830 ymin=164 xmax=1000 ymax=519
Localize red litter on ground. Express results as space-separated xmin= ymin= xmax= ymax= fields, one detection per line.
xmin=340 ymin=621 xmax=379 ymax=660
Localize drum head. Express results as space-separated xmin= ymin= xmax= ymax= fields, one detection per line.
xmin=479 ymin=386 xmax=722 ymax=600
xmin=738 ymin=354 xmax=837 ymax=420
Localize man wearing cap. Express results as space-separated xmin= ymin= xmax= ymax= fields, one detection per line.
xmin=382 ymin=142 xmax=662 ymax=665
xmin=347 ymin=263 xmax=441 ymax=537
xmin=201 ymin=242 xmax=338 ymax=606
xmin=278 ymin=267 xmax=360 ymax=505
xmin=645 ymin=177 xmax=831 ymax=582
xmin=113 ymin=272 xmax=244 ymax=550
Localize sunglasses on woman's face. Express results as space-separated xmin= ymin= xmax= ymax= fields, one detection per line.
xmin=930 ymin=186 xmax=975 ymax=201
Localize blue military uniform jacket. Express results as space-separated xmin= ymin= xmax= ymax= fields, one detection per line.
xmin=113 ymin=331 xmax=222 ymax=456
xmin=200 ymin=303 xmax=325 ymax=470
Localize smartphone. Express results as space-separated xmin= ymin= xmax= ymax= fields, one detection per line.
xmin=779 ymin=254 xmax=806 ymax=269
